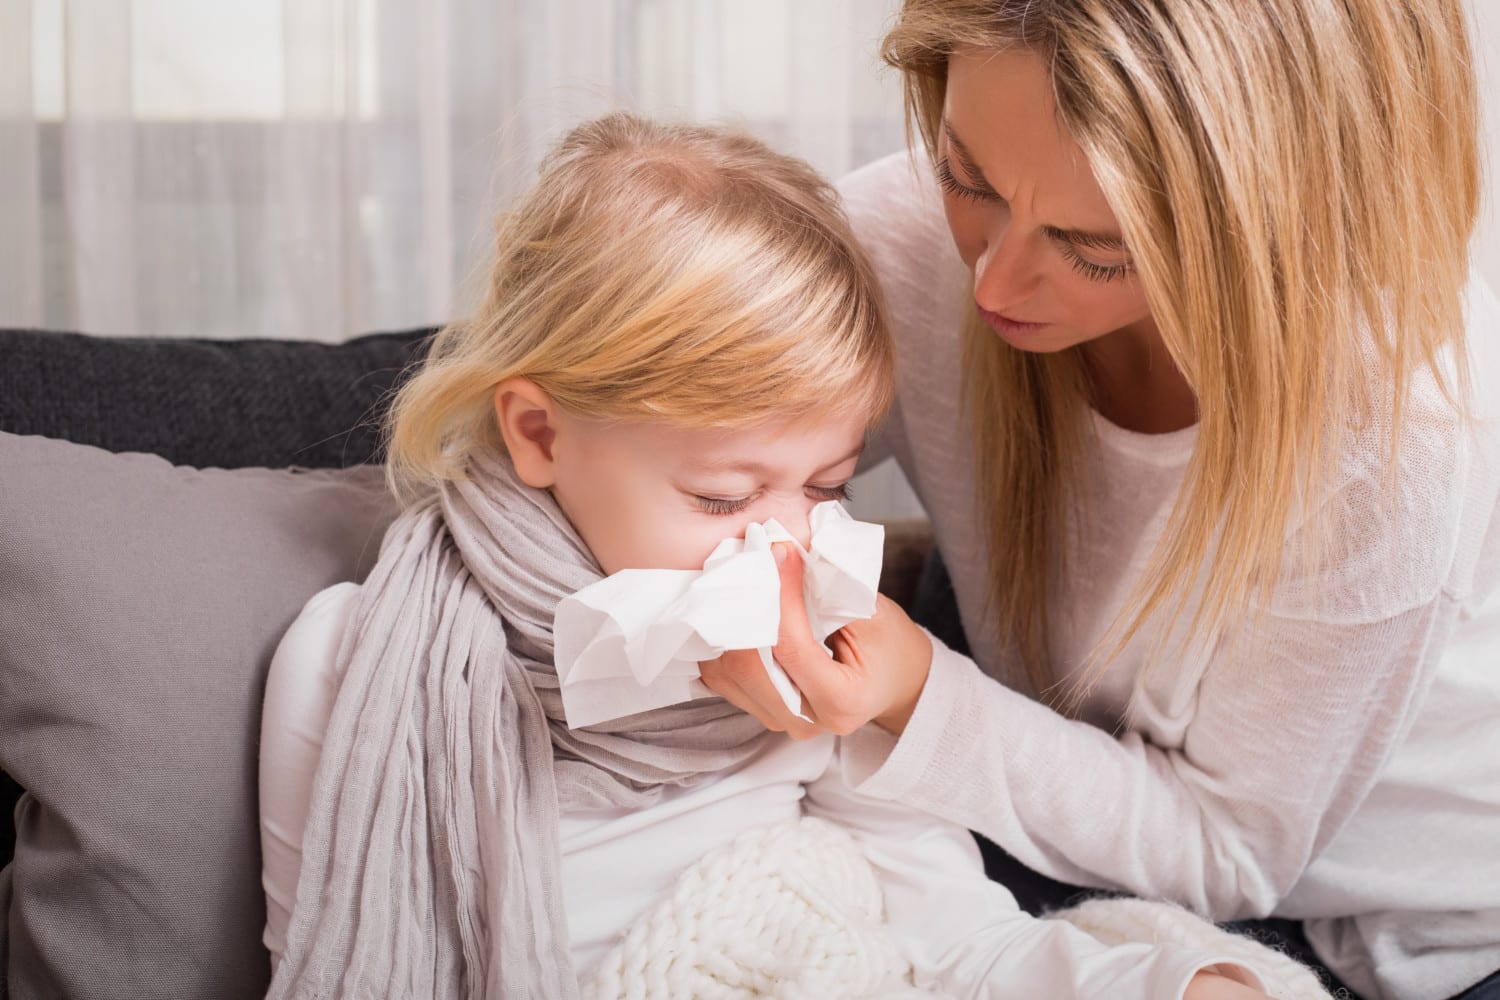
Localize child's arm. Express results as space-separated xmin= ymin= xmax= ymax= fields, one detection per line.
xmin=801 ymin=746 xmax=1276 ymax=1000
xmin=258 ymin=582 xmax=362 ymax=971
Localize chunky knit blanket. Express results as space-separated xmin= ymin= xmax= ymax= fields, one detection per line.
xmin=585 ymin=817 xmax=1333 ymax=1000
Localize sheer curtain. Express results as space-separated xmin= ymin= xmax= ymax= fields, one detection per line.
xmin=4 ymin=2 xmax=1500 ymax=340
xmin=0 ymin=0 xmax=907 ymax=342
xmin=4 ymin=1 xmax=1497 ymax=519
xmin=0 ymin=0 xmax=924 ymax=516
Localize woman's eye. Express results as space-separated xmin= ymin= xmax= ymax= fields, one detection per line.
xmin=935 ymin=157 xmax=999 ymax=204
xmin=695 ymin=495 xmax=753 ymax=516
xmin=1058 ymin=241 xmax=1133 ymax=283
xmin=806 ymin=483 xmax=852 ymax=503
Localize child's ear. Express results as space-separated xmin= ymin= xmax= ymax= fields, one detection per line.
xmin=493 ymin=377 xmax=561 ymax=489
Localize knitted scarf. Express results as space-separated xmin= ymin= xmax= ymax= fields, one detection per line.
xmin=267 ymin=452 xmax=773 ymax=999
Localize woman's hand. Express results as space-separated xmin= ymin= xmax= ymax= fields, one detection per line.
xmin=698 ymin=542 xmax=934 ymax=737
xmin=1182 ymin=970 xmax=1274 ymax=1000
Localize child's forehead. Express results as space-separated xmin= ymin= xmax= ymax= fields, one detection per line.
xmin=634 ymin=416 xmax=868 ymax=474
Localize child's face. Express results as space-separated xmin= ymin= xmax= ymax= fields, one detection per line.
xmin=547 ymin=411 xmax=869 ymax=576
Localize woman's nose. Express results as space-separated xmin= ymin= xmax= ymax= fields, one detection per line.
xmin=973 ymin=228 xmax=1039 ymax=313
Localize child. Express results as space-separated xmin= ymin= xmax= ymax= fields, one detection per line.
xmin=258 ymin=113 xmax=1313 ymax=999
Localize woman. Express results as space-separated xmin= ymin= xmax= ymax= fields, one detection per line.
xmin=702 ymin=3 xmax=1500 ymax=999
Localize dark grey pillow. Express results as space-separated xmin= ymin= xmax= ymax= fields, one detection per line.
xmin=0 ymin=432 xmax=398 ymax=999
xmin=0 ymin=327 xmax=433 ymax=469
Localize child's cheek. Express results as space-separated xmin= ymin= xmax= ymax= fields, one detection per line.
xmin=666 ymin=518 xmax=754 ymax=572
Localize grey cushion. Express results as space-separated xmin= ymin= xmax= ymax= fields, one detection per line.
xmin=0 ymin=324 xmax=429 ymax=875
xmin=0 ymin=327 xmax=433 ymax=470
xmin=0 ymin=432 xmax=398 ymax=999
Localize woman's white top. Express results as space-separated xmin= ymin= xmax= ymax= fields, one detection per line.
xmin=260 ymin=584 xmax=1262 ymax=998
xmin=835 ymin=151 xmax=1500 ymax=1000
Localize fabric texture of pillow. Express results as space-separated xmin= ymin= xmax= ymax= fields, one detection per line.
xmin=0 ymin=323 xmax=429 ymax=875
xmin=0 ymin=432 xmax=398 ymax=999
xmin=0 ymin=327 xmax=433 ymax=469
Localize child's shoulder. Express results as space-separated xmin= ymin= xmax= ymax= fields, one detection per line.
xmin=266 ymin=581 xmax=362 ymax=694
xmin=287 ymin=581 xmax=362 ymax=644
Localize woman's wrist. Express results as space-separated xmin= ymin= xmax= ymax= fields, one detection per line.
xmin=873 ymin=694 xmax=920 ymax=735
xmin=1182 ymin=969 xmax=1271 ymax=1000
xmin=872 ymin=630 xmax=932 ymax=735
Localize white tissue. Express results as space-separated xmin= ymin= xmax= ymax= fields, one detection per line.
xmin=553 ymin=502 xmax=885 ymax=729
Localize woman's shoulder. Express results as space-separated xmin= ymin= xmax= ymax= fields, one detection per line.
xmin=1274 ymin=274 xmax=1500 ymax=622
xmin=1370 ymin=270 xmax=1500 ymax=481
xmin=1328 ymin=272 xmax=1500 ymax=485
xmin=838 ymin=149 xmax=946 ymax=237
xmin=838 ymin=150 xmax=969 ymax=330
xmin=1460 ymin=270 xmax=1500 ymax=414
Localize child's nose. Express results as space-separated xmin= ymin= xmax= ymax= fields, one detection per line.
xmin=771 ymin=501 xmax=814 ymax=550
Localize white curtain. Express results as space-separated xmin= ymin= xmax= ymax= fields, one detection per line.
xmin=0 ymin=0 xmax=926 ymax=518
xmin=7 ymin=1 xmax=1494 ymax=520
xmin=6 ymin=2 xmax=1500 ymax=340
xmin=0 ymin=0 xmax=907 ymax=342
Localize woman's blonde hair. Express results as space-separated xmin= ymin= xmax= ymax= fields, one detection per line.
xmin=883 ymin=0 xmax=1479 ymax=695
xmin=386 ymin=112 xmax=893 ymax=501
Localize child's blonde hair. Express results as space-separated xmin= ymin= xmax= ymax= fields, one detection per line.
xmin=883 ymin=0 xmax=1479 ymax=694
xmin=386 ymin=112 xmax=893 ymax=501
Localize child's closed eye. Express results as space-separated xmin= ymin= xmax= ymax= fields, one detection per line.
xmin=693 ymin=483 xmax=852 ymax=516
xmin=695 ymin=495 xmax=754 ymax=516
xmin=806 ymin=483 xmax=852 ymax=503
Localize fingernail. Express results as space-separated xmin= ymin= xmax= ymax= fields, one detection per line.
xmin=773 ymin=542 xmax=788 ymax=565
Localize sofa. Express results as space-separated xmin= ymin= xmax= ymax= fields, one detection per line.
xmin=0 ymin=325 xmax=968 ymax=998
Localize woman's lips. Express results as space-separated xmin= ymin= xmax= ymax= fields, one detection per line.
xmin=977 ymin=306 xmax=1048 ymax=337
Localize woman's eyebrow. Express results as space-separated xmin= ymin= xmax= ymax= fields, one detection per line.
xmin=943 ymin=117 xmax=1129 ymax=252
xmin=1041 ymin=224 xmax=1128 ymax=252
xmin=942 ymin=119 xmax=999 ymax=193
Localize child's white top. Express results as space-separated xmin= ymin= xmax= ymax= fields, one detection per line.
xmin=836 ymin=150 xmax=1500 ymax=1000
xmin=260 ymin=583 xmax=1264 ymax=997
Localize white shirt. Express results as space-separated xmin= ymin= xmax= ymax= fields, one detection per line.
xmin=260 ymin=582 xmax=1264 ymax=998
xmin=836 ymin=150 xmax=1500 ymax=1000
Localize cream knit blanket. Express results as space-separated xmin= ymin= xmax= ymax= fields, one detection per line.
xmin=585 ymin=817 xmax=1333 ymax=1000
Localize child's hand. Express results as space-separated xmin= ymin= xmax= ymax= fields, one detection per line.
xmin=1183 ymin=969 xmax=1276 ymax=1000
xmin=699 ymin=542 xmax=933 ymax=737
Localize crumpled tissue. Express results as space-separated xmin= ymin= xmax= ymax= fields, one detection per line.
xmin=553 ymin=501 xmax=884 ymax=729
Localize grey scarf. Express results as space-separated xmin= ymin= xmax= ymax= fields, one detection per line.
xmin=268 ymin=452 xmax=772 ymax=998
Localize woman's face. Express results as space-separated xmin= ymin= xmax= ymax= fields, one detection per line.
xmin=940 ymin=46 xmax=1154 ymax=353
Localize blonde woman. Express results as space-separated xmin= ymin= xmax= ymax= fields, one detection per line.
xmin=703 ymin=4 xmax=1500 ymax=999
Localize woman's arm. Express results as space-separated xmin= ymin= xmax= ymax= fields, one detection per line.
xmin=840 ymin=362 xmax=1499 ymax=920
xmin=839 ymin=597 xmax=1455 ymax=918
xmin=715 ymin=418 xmax=1493 ymax=920
xmin=801 ymin=751 xmax=1276 ymax=998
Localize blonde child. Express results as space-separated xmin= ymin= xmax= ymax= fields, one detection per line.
xmin=258 ymin=113 xmax=1310 ymax=999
